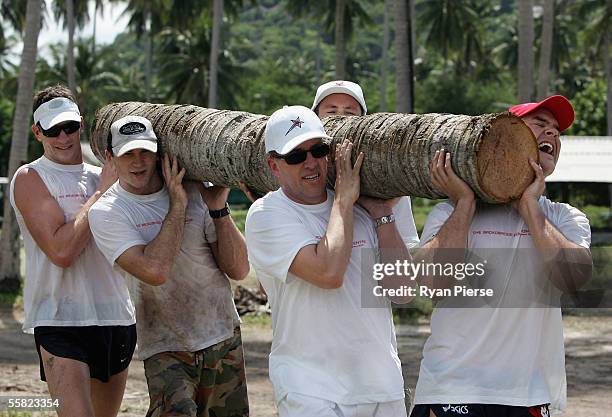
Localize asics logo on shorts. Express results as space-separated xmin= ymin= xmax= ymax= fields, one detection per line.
xmin=442 ymin=404 xmax=469 ymax=414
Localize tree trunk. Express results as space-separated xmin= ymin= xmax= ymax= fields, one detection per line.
xmin=409 ymin=0 xmax=416 ymax=62
xmin=0 ymin=0 xmax=42 ymax=292
xmin=315 ymin=30 xmax=322 ymax=87
xmin=605 ymin=31 xmax=612 ymax=136
xmin=380 ymin=0 xmax=390 ymax=112
xmin=335 ymin=0 xmax=346 ymax=79
xmin=66 ymin=0 xmax=76 ymax=94
xmin=144 ymin=7 xmax=152 ymax=101
xmin=536 ymin=0 xmax=553 ymax=100
xmin=90 ymin=103 xmax=537 ymax=203
xmin=395 ymin=0 xmax=414 ymax=113
xmin=208 ymin=0 xmax=223 ymax=108
xmin=518 ymin=0 xmax=535 ymax=102
xmin=92 ymin=0 xmax=98 ymax=56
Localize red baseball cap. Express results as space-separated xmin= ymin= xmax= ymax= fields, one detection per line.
xmin=508 ymin=95 xmax=575 ymax=132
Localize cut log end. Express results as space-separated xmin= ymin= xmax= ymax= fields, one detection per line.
xmin=476 ymin=113 xmax=538 ymax=203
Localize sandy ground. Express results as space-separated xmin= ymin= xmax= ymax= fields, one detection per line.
xmin=1 ymin=307 xmax=611 ymax=417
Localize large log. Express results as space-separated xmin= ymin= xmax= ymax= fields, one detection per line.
xmin=90 ymin=102 xmax=538 ymax=203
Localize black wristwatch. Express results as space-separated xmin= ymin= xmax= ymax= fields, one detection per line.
xmin=209 ymin=203 xmax=231 ymax=219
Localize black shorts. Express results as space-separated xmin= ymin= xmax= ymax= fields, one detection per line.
xmin=411 ymin=403 xmax=550 ymax=417
xmin=34 ymin=324 xmax=137 ymax=383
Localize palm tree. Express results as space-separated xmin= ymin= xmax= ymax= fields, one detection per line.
xmin=157 ymin=21 xmax=244 ymax=109
xmin=335 ymin=0 xmax=346 ymax=78
xmin=208 ymin=0 xmax=223 ymax=108
xmin=418 ymin=0 xmax=480 ymax=69
xmin=0 ymin=27 xmax=17 ymax=82
xmin=575 ymin=0 xmax=612 ymax=135
xmin=379 ymin=0 xmax=391 ymax=111
xmin=122 ymin=0 xmax=169 ymax=101
xmin=518 ymin=0 xmax=535 ymax=102
xmin=90 ymin=102 xmax=539 ymax=204
xmin=286 ymin=0 xmax=372 ymax=80
xmin=395 ymin=0 xmax=414 ymax=113
xmin=536 ymin=0 xmax=553 ymax=99
xmin=52 ymin=0 xmax=90 ymax=94
xmin=0 ymin=0 xmax=43 ymax=291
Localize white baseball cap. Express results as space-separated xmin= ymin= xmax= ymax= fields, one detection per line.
xmin=33 ymin=97 xmax=81 ymax=129
xmin=111 ymin=116 xmax=158 ymax=157
xmin=311 ymin=80 xmax=367 ymax=115
xmin=264 ymin=106 xmax=332 ymax=155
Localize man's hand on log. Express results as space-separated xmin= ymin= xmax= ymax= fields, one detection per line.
xmin=431 ymin=149 xmax=474 ymax=205
xmin=357 ymin=196 xmax=400 ymax=219
xmin=512 ymin=157 xmax=546 ymax=218
xmin=162 ymin=154 xmax=188 ymax=211
xmin=334 ymin=139 xmax=364 ymax=206
xmin=98 ymin=152 xmax=118 ymax=194
xmin=238 ymin=182 xmax=263 ymax=203
xmin=198 ymin=183 xmax=231 ymax=211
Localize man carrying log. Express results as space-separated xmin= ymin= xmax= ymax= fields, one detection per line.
xmin=311 ymin=79 xmax=368 ymax=117
xmin=10 ymin=85 xmax=137 ymax=417
xmin=312 ymin=79 xmax=420 ymax=249
xmin=410 ymin=95 xmax=592 ymax=417
xmin=245 ymin=105 xmax=418 ymax=417
xmin=88 ymin=116 xmax=250 ymax=417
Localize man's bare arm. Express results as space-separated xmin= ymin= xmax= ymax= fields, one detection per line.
xmin=115 ymin=155 xmax=188 ymax=286
xmin=13 ymin=155 xmax=117 ymax=268
xmin=198 ymin=184 xmax=250 ymax=280
xmin=289 ymin=140 xmax=364 ymax=289
xmin=516 ymin=159 xmax=592 ymax=291
xmin=414 ymin=150 xmax=476 ymax=290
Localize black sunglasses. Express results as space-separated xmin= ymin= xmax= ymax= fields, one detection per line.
xmin=38 ymin=121 xmax=81 ymax=138
xmin=277 ymin=143 xmax=330 ymax=165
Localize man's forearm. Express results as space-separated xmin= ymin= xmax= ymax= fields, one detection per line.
xmin=376 ymin=222 xmax=415 ymax=303
xmin=521 ymin=202 xmax=592 ymax=291
xmin=142 ymin=203 xmax=186 ymax=278
xmin=212 ymin=216 xmax=249 ymax=280
xmin=317 ymin=199 xmax=354 ymax=283
xmin=53 ymin=189 xmax=106 ymax=265
xmin=416 ymin=199 xmax=475 ymax=290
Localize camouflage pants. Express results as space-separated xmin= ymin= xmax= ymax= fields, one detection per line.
xmin=144 ymin=327 xmax=249 ymax=417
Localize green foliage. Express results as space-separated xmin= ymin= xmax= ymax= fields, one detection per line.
xmin=0 ymin=96 xmax=14 ymax=176
xmin=231 ymin=208 xmax=248 ymax=233
xmin=567 ymin=79 xmax=607 ymax=136
xmin=415 ymin=74 xmax=515 ymax=115
xmin=581 ymin=205 xmax=612 ymax=230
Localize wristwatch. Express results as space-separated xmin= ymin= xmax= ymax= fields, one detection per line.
xmin=209 ymin=203 xmax=231 ymax=219
xmin=374 ymin=214 xmax=395 ymax=228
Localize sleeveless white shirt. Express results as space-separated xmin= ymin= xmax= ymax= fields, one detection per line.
xmin=10 ymin=156 xmax=135 ymax=333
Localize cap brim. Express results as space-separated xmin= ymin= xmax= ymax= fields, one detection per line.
xmin=115 ymin=140 xmax=158 ymax=156
xmin=277 ymin=131 xmax=332 ymax=155
xmin=39 ymin=111 xmax=82 ymax=130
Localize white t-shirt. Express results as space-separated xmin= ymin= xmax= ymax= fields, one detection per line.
xmin=414 ymin=197 xmax=591 ymax=413
xmin=245 ymin=189 xmax=419 ymax=405
xmin=9 ymin=156 xmax=135 ymax=333
xmin=88 ymin=182 xmax=240 ymax=360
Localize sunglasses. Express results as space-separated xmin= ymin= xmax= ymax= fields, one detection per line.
xmin=277 ymin=143 xmax=330 ymax=165
xmin=38 ymin=121 xmax=81 ymax=137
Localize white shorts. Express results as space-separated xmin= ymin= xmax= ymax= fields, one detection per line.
xmin=278 ymin=392 xmax=407 ymax=417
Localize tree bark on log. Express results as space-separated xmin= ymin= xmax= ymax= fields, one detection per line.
xmin=90 ymin=103 xmax=538 ymax=203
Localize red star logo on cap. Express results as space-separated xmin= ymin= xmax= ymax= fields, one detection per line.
xmin=285 ymin=117 xmax=304 ymax=136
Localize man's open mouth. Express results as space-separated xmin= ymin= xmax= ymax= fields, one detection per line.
xmin=538 ymin=142 xmax=554 ymax=156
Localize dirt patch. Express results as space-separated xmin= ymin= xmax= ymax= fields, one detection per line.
xmin=1 ymin=307 xmax=611 ymax=416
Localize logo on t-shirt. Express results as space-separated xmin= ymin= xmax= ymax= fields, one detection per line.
xmin=442 ymin=404 xmax=469 ymax=415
